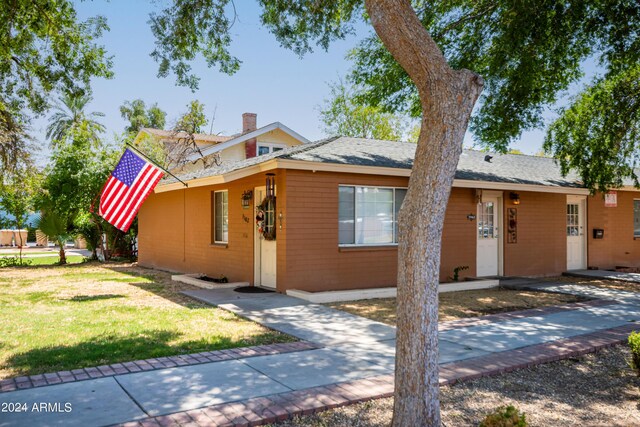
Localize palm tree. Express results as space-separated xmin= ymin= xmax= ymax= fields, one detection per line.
xmin=36 ymin=211 xmax=72 ymax=264
xmin=46 ymin=93 xmax=105 ymax=145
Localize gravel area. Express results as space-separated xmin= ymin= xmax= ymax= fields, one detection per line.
xmin=326 ymin=288 xmax=587 ymax=324
xmin=269 ymin=345 xmax=640 ymax=427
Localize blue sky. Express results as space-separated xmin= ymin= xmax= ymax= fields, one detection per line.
xmin=30 ymin=1 xmax=589 ymax=163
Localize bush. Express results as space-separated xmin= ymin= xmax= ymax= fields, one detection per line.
xmin=628 ymin=331 xmax=640 ymax=376
xmin=479 ymin=405 xmax=527 ymax=427
xmin=0 ymin=256 xmax=32 ymax=268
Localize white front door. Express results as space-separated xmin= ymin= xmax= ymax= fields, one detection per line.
xmin=254 ymin=187 xmax=277 ymax=288
xmin=477 ymin=196 xmax=501 ymax=277
xmin=566 ymin=196 xmax=587 ymax=270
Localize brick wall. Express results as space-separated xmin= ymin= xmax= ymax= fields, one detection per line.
xmin=588 ymin=191 xmax=640 ymax=269
xmin=502 ymin=191 xmax=567 ymax=277
xmin=138 ymin=174 xmax=274 ymax=283
xmin=139 ymin=167 xmax=634 ymax=293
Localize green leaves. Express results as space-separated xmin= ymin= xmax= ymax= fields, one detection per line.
xmin=544 ymin=65 xmax=640 ymax=193
xmin=120 ymin=99 xmax=167 ymax=135
xmin=349 ymin=0 xmax=639 ymax=154
xmin=319 ymin=78 xmax=418 ymax=142
xmin=0 ymin=0 xmax=112 ymax=172
xmin=149 ymin=0 xmax=241 ymax=91
xmin=258 ymin=0 xmax=363 ymax=56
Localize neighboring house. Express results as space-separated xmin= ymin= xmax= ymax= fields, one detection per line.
xmin=132 ymin=113 xmax=310 ymax=171
xmin=138 ymin=136 xmax=640 ymax=294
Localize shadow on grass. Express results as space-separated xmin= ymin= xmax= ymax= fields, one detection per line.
xmin=66 ymin=294 xmax=125 ymax=302
xmin=4 ymin=329 xmax=258 ymax=377
xmin=102 ymin=265 xmax=208 ymax=309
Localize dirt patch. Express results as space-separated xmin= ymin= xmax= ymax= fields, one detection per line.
xmin=270 ymin=346 xmax=640 ymax=427
xmin=326 ymin=287 xmax=587 ymax=325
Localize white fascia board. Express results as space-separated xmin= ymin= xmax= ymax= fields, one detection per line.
xmin=155 ymin=158 xmax=591 ymax=195
xmin=453 ymin=179 xmax=590 ymax=195
xmin=187 ymin=122 xmax=311 ymax=162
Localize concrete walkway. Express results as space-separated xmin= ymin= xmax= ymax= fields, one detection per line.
xmin=2 ymin=281 xmax=640 ymax=426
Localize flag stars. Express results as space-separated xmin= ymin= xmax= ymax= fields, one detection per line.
xmin=112 ymin=150 xmax=147 ymax=186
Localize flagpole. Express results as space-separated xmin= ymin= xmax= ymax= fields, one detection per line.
xmin=125 ymin=143 xmax=189 ymax=188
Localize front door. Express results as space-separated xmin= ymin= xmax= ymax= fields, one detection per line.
xmin=477 ymin=196 xmax=500 ymax=276
xmin=566 ymin=196 xmax=587 ymax=270
xmin=254 ymin=186 xmax=277 ymax=288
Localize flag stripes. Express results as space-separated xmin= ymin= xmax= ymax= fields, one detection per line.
xmin=98 ymin=149 xmax=164 ymax=232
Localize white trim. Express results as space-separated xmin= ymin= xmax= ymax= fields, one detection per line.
xmin=257 ymin=142 xmax=287 ymax=155
xmin=454 ymin=179 xmax=590 ymax=195
xmin=172 ymin=274 xmax=248 ymax=289
xmin=286 ymin=279 xmax=499 ymax=303
xmin=212 ymin=190 xmax=229 ymax=244
xmin=187 ymin=122 xmax=311 ymax=162
xmin=338 ymin=185 xmax=406 ymax=246
xmin=156 ymin=158 xmax=593 ymax=196
xmin=566 ymin=195 xmax=587 ymax=270
xmin=476 ymin=193 xmax=504 ymax=277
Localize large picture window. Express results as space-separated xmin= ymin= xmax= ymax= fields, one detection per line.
xmin=339 ymin=185 xmax=407 ymax=246
xmin=213 ymin=190 xmax=228 ymax=244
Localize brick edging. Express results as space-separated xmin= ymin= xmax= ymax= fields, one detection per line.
xmin=438 ymin=322 xmax=637 ymax=385
xmin=439 ymin=299 xmax=617 ymax=331
xmin=0 ymin=341 xmax=319 ymax=393
xmin=114 ymin=323 xmax=637 ymax=427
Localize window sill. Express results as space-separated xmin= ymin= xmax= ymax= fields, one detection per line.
xmin=209 ymin=243 xmax=228 ymax=249
xmin=339 ymin=245 xmax=398 ymax=252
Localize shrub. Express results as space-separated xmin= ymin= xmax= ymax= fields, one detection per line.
xmin=452 ymin=265 xmax=469 ymax=282
xmin=0 ymin=256 xmax=32 ymax=268
xmin=628 ymin=331 xmax=640 ymax=376
xmin=479 ymin=405 xmax=527 ymax=427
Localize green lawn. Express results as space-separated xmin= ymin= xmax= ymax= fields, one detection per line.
xmin=0 ymin=251 xmax=53 ymax=256
xmin=25 ymin=255 xmax=85 ymax=265
xmin=0 ymin=263 xmax=293 ymax=378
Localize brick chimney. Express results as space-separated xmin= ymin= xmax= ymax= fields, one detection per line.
xmin=243 ymin=113 xmax=258 ymax=158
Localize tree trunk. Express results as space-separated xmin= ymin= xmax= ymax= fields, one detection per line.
xmin=58 ymin=240 xmax=67 ymax=265
xmin=364 ymin=1 xmax=484 ymax=425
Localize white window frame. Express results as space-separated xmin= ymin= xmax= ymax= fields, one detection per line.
xmin=257 ymin=142 xmax=287 ymax=156
xmin=634 ymin=199 xmax=640 ymax=238
xmin=338 ymin=185 xmax=407 ymax=247
xmin=213 ymin=190 xmax=229 ymax=244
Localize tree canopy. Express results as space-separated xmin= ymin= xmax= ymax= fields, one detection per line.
xmin=120 ymin=99 xmax=167 ymax=135
xmin=47 ymin=93 xmax=105 ymax=145
xmin=544 ymin=64 xmax=640 ymax=192
xmin=319 ymin=78 xmax=418 ymax=141
xmin=348 ymin=1 xmax=639 ymax=153
xmin=0 ymin=0 xmax=112 ymax=172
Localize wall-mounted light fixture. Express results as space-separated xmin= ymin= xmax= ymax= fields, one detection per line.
xmin=241 ymin=190 xmax=253 ymax=209
xmin=467 ymin=214 xmax=476 ymax=221
xmin=278 ymin=211 xmax=284 ymax=229
xmin=510 ymin=192 xmax=521 ymax=205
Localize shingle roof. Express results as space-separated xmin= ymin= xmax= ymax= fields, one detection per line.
xmin=163 ymin=136 xmax=584 ymax=188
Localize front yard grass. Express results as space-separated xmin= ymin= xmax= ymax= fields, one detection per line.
xmin=0 ymin=262 xmax=293 ymax=379
xmin=326 ymin=287 xmax=587 ymax=324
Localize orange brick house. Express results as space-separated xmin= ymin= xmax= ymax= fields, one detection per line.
xmin=138 ymin=132 xmax=640 ymax=294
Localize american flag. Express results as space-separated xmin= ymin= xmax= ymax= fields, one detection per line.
xmin=98 ymin=149 xmax=164 ymax=232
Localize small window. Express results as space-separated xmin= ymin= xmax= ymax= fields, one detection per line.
xmin=338 ymin=185 xmax=406 ymax=246
xmin=257 ymin=143 xmax=286 ymax=156
xmin=634 ymin=200 xmax=640 ymax=238
xmin=213 ymin=191 xmax=228 ymax=243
